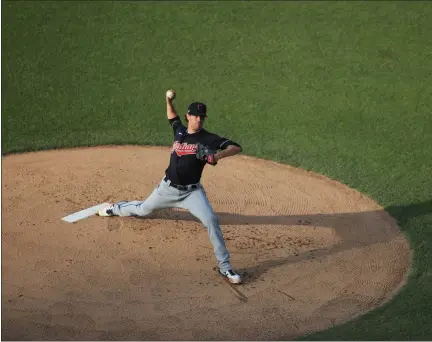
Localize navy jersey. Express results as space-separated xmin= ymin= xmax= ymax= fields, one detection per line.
xmin=165 ymin=116 xmax=241 ymax=185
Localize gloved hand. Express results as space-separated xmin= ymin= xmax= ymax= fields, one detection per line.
xmin=196 ymin=143 xmax=218 ymax=166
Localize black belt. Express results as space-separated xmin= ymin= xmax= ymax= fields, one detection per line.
xmin=164 ymin=176 xmax=200 ymax=191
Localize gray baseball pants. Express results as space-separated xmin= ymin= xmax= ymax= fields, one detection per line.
xmin=111 ymin=178 xmax=232 ymax=273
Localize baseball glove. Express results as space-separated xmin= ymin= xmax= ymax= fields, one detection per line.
xmin=196 ymin=143 xmax=217 ymax=165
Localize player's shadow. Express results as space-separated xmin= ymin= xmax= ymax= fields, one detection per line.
xmin=139 ymin=200 xmax=431 ymax=284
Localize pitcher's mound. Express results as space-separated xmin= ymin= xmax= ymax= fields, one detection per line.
xmin=2 ymin=145 xmax=411 ymax=340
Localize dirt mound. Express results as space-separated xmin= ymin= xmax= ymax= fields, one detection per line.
xmin=2 ymin=145 xmax=411 ymax=340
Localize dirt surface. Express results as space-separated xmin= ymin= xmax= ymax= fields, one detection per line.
xmin=2 ymin=145 xmax=412 ymax=340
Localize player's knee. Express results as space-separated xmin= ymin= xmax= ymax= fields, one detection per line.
xmin=202 ymin=214 xmax=219 ymax=229
xmin=137 ymin=203 xmax=154 ymax=216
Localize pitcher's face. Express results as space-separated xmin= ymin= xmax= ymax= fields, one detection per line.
xmin=187 ymin=114 xmax=206 ymax=132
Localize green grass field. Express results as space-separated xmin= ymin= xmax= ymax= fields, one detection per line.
xmin=2 ymin=1 xmax=432 ymax=340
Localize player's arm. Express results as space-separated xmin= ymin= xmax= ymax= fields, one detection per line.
xmin=166 ymin=90 xmax=178 ymax=120
xmin=166 ymin=90 xmax=184 ymax=134
xmin=197 ymin=136 xmax=242 ymax=165
xmin=214 ymin=144 xmax=242 ymax=163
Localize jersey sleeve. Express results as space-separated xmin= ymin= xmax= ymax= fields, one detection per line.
xmin=168 ymin=116 xmax=185 ymax=136
xmin=207 ymin=134 xmax=242 ymax=151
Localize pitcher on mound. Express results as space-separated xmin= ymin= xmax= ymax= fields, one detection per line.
xmin=98 ymin=90 xmax=243 ymax=284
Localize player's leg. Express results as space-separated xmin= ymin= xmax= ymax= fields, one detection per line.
xmin=99 ymin=178 xmax=179 ymax=217
xmin=179 ymin=187 xmax=241 ymax=284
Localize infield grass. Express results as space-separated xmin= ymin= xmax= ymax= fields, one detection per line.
xmin=2 ymin=1 xmax=432 ymax=340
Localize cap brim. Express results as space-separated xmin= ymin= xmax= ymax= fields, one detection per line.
xmin=188 ymin=112 xmax=207 ymax=117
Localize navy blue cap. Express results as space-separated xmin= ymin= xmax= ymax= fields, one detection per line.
xmin=187 ymin=102 xmax=207 ymax=116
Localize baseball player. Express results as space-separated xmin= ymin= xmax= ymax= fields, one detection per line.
xmin=98 ymin=90 xmax=243 ymax=284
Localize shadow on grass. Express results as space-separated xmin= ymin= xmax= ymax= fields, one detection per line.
xmin=127 ymin=200 xmax=430 ymax=283
xmin=384 ymin=200 xmax=432 ymax=226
